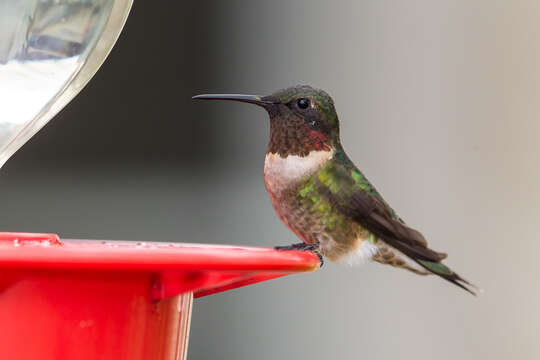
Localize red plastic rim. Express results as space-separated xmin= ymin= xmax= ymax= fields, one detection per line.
xmin=0 ymin=232 xmax=320 ymax=298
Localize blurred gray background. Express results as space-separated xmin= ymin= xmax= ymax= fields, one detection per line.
xmin=2 ymin=0 xmax=540 ymax=359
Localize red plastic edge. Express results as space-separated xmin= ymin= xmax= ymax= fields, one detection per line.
xmin=0 ymin=232 xmax=320 ymax=298
xmin=0 ymin=232 xmax=61 ymax=246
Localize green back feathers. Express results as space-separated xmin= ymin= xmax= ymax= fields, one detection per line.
xmin=332 ymin=149 xmax=400 ymax=220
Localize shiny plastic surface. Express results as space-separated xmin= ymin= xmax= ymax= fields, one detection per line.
xmin=0 ymin=232 xmax=319 ymax=359
xmin=0 ymin=0 xmax=133 ymax=169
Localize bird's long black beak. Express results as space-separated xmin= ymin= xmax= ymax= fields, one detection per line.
xmin=192 ymin=94 xmax=276 ymax=108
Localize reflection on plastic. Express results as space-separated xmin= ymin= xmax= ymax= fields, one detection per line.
xmin=0 ymin=0 xmax=132 ymax=169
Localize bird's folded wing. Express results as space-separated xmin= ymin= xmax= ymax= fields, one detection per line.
xmin=314 ymin=154 xmax=447 ymax=262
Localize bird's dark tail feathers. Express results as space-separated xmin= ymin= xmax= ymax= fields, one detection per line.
xmin=416 ymin=259 xmax=479 ymax=296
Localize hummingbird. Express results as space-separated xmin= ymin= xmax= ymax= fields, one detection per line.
xmin=193 ymin=85 xmax=476 ymax=295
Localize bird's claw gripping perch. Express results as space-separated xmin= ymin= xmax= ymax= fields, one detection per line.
xmin=274 ymin=243 xmax=324 ymax=267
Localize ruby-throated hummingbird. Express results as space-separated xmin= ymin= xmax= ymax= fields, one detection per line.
xmin=193 ymin=85 xmax=476 ymax=294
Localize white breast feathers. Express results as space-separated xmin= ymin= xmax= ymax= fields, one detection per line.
xmin=264 ymin=150 xmax=334 ymax=187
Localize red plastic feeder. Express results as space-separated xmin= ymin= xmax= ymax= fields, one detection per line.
xmin=0 ymin=232 xmax=319 ymax=360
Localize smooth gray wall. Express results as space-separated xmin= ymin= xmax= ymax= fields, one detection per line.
xmin=2 ymin=1 xmax=539 ymax=359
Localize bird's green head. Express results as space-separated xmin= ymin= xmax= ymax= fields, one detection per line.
xmin=193 ymin=85 xmax=341 ymax=157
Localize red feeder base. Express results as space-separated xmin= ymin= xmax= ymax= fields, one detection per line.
xmin=0 ymin=233 xmax=319 ymax=360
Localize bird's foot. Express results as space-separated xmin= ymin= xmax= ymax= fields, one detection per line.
xmin=274 ymin=242 xmax=313 ymax=251
xmin=274 ymin=243 xmax=324 ymax=267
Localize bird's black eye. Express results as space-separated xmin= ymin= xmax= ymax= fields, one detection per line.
xmin=297 ymin=98 xmax=310 ymax=109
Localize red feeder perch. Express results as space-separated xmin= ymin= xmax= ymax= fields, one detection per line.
xmin=0 ymin=232 xmax=320 ymax=360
